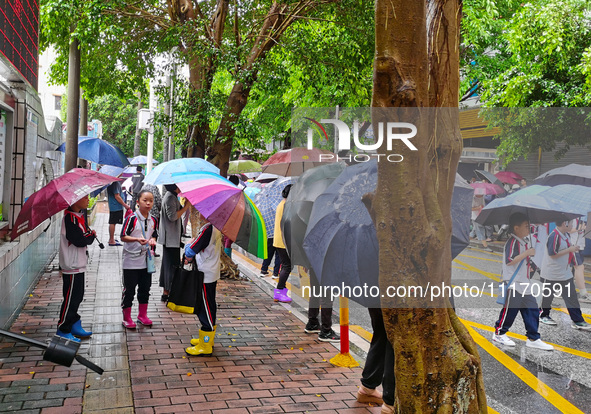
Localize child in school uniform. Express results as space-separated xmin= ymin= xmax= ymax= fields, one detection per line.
xmin=184 ymin=212 xmax=222 ymax=356
xmin=493 ymin=213 xmax=554 ymax=350
xmin=539 ymin=218 xmax=591 ymax=331
xmin=57 ymin=195 xmax=96 ymax=342
xmin=120 ymin=189 xmax=158 ymax=329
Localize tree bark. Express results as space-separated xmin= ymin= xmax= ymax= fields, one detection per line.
xmin=65 ymin=35 xmax=80 ymax=172
xmin=78 ymin=90 xmax=87 ymax=137
xmin=209 ymin=2 xmax=289 ymax=176
xmin=163 ymin=75 xmax=171 ymax=162
xmin=134 ymin=93 xmax=143 ymax=157
xmin=371 ymin=0 xmax=486 ymax=412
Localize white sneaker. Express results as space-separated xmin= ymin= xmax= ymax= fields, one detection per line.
xmin=526 ymin=339 xmax=554 ymax=350
xmin=579 ymin=294 xmax=591 ymax=304
xmin=539 ymin=316 xmax=558 ymax=326
xmin=572 ymin=321 xmax=591 ymax=331
xmin=492 ymin=333 xmax=516 ymax=346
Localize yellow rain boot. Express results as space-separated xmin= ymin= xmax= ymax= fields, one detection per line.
xmin=186 ymin=329 xmax=215 ymax=356
xmin=191 ymin=325 xmax=216 ymax=346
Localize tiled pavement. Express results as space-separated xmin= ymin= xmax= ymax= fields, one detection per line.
xmin=0 ymin=207 xmax=380 ymax=413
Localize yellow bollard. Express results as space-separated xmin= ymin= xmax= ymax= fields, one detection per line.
xmin=329 ymin=296 xmax=359 ymax=367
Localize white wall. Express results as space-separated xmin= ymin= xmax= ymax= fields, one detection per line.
xmin=37 ymin=47 xmax=66 ymax=121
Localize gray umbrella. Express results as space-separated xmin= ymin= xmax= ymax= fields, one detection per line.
xmin=281 ymin=163 xmax=346 ymax=267
xmin=303 ymin=161 xmax=473 ymax=307
xmin=533 ymin=163 xmax=591 ymax=187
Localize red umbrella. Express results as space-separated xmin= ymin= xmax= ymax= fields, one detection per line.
xmin=262 ymin=147 xmax=336 ymax=176
xmin=11 ymin=169 xmax=121 ymax=239
xmin=495 ymin=171 xmax=523 ymax=185
xmin=470 ymin=182 xmax=505 ymax=195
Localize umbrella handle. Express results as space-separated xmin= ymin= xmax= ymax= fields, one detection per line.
xmin=94 ymin=235 xmax=105 ymax=249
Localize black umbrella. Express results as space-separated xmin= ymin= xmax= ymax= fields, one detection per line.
xmin=302 ymin=161 xmax=472 ymax=307
xmin=282 ymin=162 xmax=346 ymax=267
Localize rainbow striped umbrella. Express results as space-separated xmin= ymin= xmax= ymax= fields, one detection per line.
xmin=175 ymin=172 xmax=267 ymax=259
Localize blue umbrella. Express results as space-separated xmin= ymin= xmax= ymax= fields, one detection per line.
xmin=254 ymin=177 xmax=295 ymax=239
xmin=99 ymin=165 xmax=124 ymax=177
xmin=244 ymin=187 xmax=261 ymax=200
xmin=129 ymin=155 xmax=159 ymax=165
xmin=303 ymin=161 xmax=476 ymax=307
xmin=56 ymin=137 xmax=129 ymax=168
xmin=476 ymin=185 xmax=581 ymax=226
xmin=92 ymin=165 xmax=124 ymax=197
xmin=143 ymin=158 xmax=219 ymax=185
xmin=537 ymin=185 xmax=591 ymax=216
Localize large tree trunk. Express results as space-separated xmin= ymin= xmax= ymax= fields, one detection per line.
xmin=371 ymin=1 xmax=486 ymax=412
xmin=65 ymin=35 xmax=80 ymax=172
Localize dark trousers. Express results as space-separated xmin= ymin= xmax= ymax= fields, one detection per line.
xmin=261 ymin=239 xmax=281 ymax=275
xmin=494 ymin=292 xmax=540 ymax=340
xmin=308 ymin=269 xmax=333 ymax=332
xmin=58 ymin=272 xmax=85 ymax=333
xmin=539 ymin=278 xmax=584 ymax=323
xmin=160 ymin=246 xmax=181 ymax=292
xmin=130 ymin=193 xmax=138 ymax=211
xmin=197 ymin=281 xmax=217 ymax=332
xmin=276 ymin=248 xmax=292 ymax=290
xmin=122 ymin=268 xmax=151 ymax=308
xmin=361 ymin=308 xmax=395 ymax=406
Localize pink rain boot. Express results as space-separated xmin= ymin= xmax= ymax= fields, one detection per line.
xmin=137 ymin=303 xmax=153 ymax=326
xmin=274 ymin=288 xmax=292 ymax=303
xmin=122 ymin=307 xmax=136 ymax=329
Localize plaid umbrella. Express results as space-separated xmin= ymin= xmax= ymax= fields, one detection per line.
xmin=254 ymin=177 xmax=296 ymax=239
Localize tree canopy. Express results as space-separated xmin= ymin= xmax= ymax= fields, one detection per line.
xmin=461 ymin=0 xmax=591 ymax=163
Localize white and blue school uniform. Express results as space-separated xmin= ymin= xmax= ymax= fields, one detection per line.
xmin=494 ymin=234 xmax=541 ymax=341
xmin=120 ymin=212 xmax=158 ymax=308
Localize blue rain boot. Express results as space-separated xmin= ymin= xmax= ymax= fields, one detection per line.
xmin=71 ymin=320 xmax=92 ymax=338
xmin=56 ymin=329 xmax=81 ymax=343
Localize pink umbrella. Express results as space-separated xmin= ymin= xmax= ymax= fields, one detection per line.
xmin=262 ymin=147 xmax=336 ymax=176
xmin=495 ymin=171 xmax=523 ymax=185
xmin=470 ymin=182 xmax=505 ymax=195
xmin=175 ymin=172 xmax=267 ymax=259
xmin=11 ymin=169 xmax=121 ymax=239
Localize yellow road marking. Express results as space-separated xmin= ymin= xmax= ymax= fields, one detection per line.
xmin=470 ymin=247 xmax=503 ymax=257
xmin=487 ymin=407 xmax=500 ymax=414
xmin=453 ymin=259 xmax=501 ymax=282
xmin=462 ymin=319 xmax=591 ymax=361
xmin=350 ymin=325 xmax=373 ymax=342
xmin=458 ymin=254 xmax=502 ymax=263
xmin=554 ymin=307 xmax=591 ymax=324
xmin=463 ymin=322 xmax=585 ymax=414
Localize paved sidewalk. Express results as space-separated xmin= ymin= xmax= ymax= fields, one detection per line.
xmin=0 ymin=208 xmax=380 ymax=413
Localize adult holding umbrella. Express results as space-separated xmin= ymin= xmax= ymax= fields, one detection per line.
xmin=281 ymin=162 xmax=345 ymax=341
xmin=129 ymin=166 xmax=145 ymax=211
xmin=255 ymin=177 xmax=295 ymax=278
xmin=159 ymin=184 xmax=191 ymax=302
xmin=12 ymin=169 xmax=120 ymax=342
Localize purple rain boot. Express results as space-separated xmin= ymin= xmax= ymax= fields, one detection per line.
xmin=274 ymin=288 xmax=292 ymax=303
